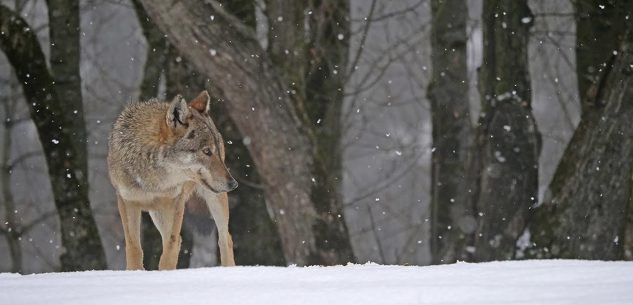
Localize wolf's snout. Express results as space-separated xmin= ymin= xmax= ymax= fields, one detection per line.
xmin=227 ymin=179 xmax=238 ymax=191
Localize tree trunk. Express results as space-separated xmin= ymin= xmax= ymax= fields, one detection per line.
xmin=471 ymin=0 xmax=540 ymax=261
xmin=525 ymin=5 xmax=633 ymax=260
xmin=574 ymin=0 xmax=631 ymax=114
xmin=265 ymin=0 xmax=306 ymax=98
xmin=266 ymin=0 xmax=356 ymax=264
xmin=1 ymin=77 xmax=22 ymax=273
xmin=219 ymin=0 xmax=285 ymax=266
xmin=131 ymin=0 xmax=167 ymax=101
xmin=0 ymin=4 xmax=107 ymax=271
xmin=303 ymin=0 xmax=355 ymax=264
xmin=427 ymin=0 xmax=473 ymax=264
xmin=47 ymin=0 xmax=106 ymax=271
xmin=138 ymin=0 xmax=355 ymax=265
xmin=46 ymin=0 xmax=87 ymax=171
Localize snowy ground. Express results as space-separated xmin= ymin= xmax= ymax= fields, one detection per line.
xmin=1 ymin=260 xmax=632 ymax=305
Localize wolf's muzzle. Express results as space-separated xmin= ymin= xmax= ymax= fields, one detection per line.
xmin=227 ymin=179 xmax=238 ymax=191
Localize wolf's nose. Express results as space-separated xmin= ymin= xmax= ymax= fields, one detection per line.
xmin=227 ymin=179 xmax=238 ymax=191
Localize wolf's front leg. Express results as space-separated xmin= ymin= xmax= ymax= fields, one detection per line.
xmin=117 ymin=196 xmax=144 ymax=270
xmin=153 ymin=183 xmax=194 ymax=270
xmin=205 ymin=191 xmax=235 ymax=266
xmin=150 ymin=197 xmax=185 ymax=270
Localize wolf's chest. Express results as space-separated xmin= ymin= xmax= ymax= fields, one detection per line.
xmin=118 ymin=184 xmax=182 ymax=202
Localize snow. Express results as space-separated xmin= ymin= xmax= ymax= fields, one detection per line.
xmin=1 ymin=260 xmax=633 ymax=305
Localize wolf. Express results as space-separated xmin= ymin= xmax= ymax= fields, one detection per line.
xmin=107 ymin=90 xmax=238 ymax=270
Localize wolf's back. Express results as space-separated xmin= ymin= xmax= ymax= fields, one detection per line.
xmin=110 ymin=99 xmax=168 ymax=148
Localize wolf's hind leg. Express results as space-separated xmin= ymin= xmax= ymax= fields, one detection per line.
xmin=117 ymin=196 xmax=144 ymax=270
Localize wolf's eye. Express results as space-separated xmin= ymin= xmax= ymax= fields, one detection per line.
xmin=202 ymin=147 xmax=213 ymax=156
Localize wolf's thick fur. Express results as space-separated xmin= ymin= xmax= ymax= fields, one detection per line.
xmin=107 ymin=91 xmax=237 ymax=270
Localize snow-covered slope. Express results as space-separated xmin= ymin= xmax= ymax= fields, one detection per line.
xmin=1 ymin=260 xmax=632 ymax=305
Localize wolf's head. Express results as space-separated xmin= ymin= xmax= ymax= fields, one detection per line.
xmin=165 ymin=91 xmax=238 ymax=193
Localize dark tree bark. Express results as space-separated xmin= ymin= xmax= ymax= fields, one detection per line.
xmin=574 ymin=0 xmax=631 ymax=113
xmin=219 ymin=0 xmax=285 ymax=266
xmin=427 ymin=0 xmax=473 ymax=264
xmin=131 ymin=0 xmax=167 ymax=101
xmin=45 ymin=0 xmax=106 ymax=271
xmin=303 ymin=0 xmax=355 ymax=264
xmin=0 ymin=4 xmax=107 ymax=271
xmin=262 ymin=0 xmax=356 ymax=264
xmin=626 ymin=188 xmax=633 ymax=260
xmin=471 ymin=0 xmax=540 ymax=261
xmin=138 ymin=0 xmax=355 ymax=265
xmin=46 ymin=0 xmax=86 ymax=170
xmin=265 ymin=0 xmax=306 ymax=97
xmin=266 ymin=0 xmax=355 ymax=264
xmin=525 ymin=4 xmax=633 ymax=260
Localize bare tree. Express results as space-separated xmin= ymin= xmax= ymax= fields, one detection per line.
xmin=0 ymin=3 xmax=107 ymax=271
xmin=427 ymin=0 xmax=473 ymax=264
xmin=526 ymin=1 xmax=633 ymax=260
xmin=470 ymin=0 xmax=540 ymax=261
xmin=47 ymin=0 xmax=87 ymax=174
xmin=138 ymin=0 xmax=355 ymax=265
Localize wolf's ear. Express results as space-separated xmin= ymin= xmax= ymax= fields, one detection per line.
xmin=189 ymin=90 xmax=211 ymax=114
xmin=166 ymin=94 xmax=190 ymax=128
